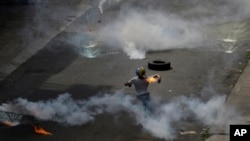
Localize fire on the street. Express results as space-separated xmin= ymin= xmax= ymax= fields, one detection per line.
xmin=34 ymin=126 xmax=53 ymax=136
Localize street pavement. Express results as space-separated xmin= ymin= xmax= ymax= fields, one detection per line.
xmin=207 ymin=59 xmax=250 ymax=141
xmin=0 ymin=0 xmax=90 ymax=82
xmin=1 ymin=1 xmax=250 ymax=141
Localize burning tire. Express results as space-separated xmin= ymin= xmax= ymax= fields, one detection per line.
xmin=148 ymin=60 xmax=171 ymax=71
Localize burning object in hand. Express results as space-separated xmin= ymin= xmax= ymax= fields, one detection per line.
xmin=146 ymin=74 xmax=161 ymax=83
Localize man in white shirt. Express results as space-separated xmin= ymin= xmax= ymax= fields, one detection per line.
xmin=124 ymin=66 xmax=161 ymax=112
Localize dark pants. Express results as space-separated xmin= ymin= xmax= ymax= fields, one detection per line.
xmin=136 ymin=93 xmax=152 ymax=114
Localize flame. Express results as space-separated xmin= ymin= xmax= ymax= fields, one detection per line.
xmin=34 ymin=126 xmax=52 ymax=136
xmin=146 ymin=77 xmax=158 ymax=83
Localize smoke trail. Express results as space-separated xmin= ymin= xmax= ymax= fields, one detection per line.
xmin=98 ymin=0 xmax=122 ymax=14
xmin=0 ymin=91 xmax=239 ymax=140
xmin=98 ymin=0 xmax=106 ymax=14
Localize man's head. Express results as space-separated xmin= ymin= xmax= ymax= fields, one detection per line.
xmin=136 ymin=66 xmax=146 ymax=78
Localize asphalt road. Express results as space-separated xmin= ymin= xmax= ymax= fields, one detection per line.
xmin=0 ymin=0 xmax=250 ymax=141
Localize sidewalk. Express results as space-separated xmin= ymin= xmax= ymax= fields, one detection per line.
xmin=0 ymin=0 xmax=90 ymax=82
xmin=207 ymin=59 xmax=250 ymax=141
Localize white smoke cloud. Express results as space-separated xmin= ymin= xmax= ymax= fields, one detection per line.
xmin=0 ymin=91 xmax=239 ymax=140
xmin=99 ymin=10 xmax=206 ymax=59
xmin=96 ymin=0 xmax=250 ymax=59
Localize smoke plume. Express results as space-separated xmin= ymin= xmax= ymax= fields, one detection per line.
xmin=0 ymin=91 xmax=239 ymax=140
xmin=99 ymin=10 xmax=206 ymax=59
xmin=96 ymin=0 xmax=250 ymax=59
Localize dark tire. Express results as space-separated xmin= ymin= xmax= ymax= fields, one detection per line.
xmin=148 ymin=60 xmax=171 ymax=71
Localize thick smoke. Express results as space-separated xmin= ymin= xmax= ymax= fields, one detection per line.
xmin=0 ymin=91 xmax=239 ymax=140
xmin=99 ymin=10 xmax=206 ymax=59
xmin=97 ymin=0 xmax=250 ymax=59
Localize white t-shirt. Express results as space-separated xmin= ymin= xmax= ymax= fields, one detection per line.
xmin=128 ymin=76 xmax=149 ymax=96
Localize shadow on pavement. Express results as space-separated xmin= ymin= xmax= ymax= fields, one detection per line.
xmin=0 ymin=35 xmax=80 ymax=102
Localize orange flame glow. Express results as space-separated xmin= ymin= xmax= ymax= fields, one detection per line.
xmin=146 ymin=77 xmax=158 ymax=83
xmin=34 ymin=126 xmax=52 ymax=136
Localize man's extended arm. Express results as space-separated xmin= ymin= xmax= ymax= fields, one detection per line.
xmin=124 ymin=82 xmax=132 ymax=87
